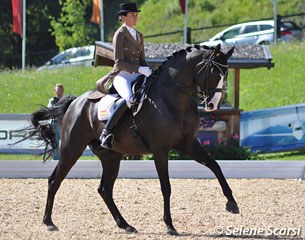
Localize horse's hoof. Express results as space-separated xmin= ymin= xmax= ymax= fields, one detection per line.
xmin=125 ymin=226 xmax=138 ymax=234
xmin=167 ymin=227 xmax=178 ymax=236
xmin=47 ymin=225 xmax=59 ymax=231
xmin=226 ymin=200 xmax=239 ymax=214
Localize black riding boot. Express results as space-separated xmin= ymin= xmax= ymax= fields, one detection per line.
xmin=100 ymin=99 xmax=128 ymax=149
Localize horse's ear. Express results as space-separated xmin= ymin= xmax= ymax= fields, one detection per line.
xmin=214 ymin=44 xmax=221 ymax=53
xmin=226 ymin=46 xmax=235 ymax=59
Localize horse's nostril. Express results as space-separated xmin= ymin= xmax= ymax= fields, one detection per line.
xmin=208 ymin=103 xmax=214 ymax=110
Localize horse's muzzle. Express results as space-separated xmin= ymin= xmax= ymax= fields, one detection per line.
xmin=205 ymin=102 xmax=216 ymax=112
xmin=205 ymin=91 xmax=222 ymax=112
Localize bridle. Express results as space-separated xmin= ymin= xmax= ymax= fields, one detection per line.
xmin=194 ymin=52 xmax=228 ymax=104
xmin=151 ymin=51 xmax=229 ymax=104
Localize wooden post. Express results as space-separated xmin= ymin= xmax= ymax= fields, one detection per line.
xmin=234 ymin=68 xmax=240 ymax=109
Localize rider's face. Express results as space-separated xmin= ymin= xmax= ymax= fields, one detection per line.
xmin=121 ymin=12 xmax=138 ymax=28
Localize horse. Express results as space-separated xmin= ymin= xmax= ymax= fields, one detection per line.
xmin=27 ymin=44 xmax=238 ymax=235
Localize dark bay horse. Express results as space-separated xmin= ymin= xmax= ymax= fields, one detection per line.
xmin=28 ymin=44 xmax=239 ymax=235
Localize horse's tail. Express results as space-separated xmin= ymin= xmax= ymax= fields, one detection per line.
xmin=31 ymin=95 xmax=77 ymax=128
xmin=13 ymin=95 xmax=77 ymax=161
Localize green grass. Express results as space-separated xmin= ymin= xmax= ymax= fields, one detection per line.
xmin=0 ymin=66 xmax=111 ymax=113
xmin=1 ymin=42 xmax=305 ymax=160
xmin=239 ymin=41 xmax=305 ymax=111
xmin=261 ymin=151 xmax=305 ymax=161
xmin=1 ymin=152 xmax=304 ymax=160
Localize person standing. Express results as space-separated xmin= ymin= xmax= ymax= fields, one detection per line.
xmin=96 ymin=2 xmax=152 ymax=149
xmin=47 ymin=83 xmax=64 ymax=160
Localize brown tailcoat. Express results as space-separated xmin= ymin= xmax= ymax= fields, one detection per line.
xmin=96 ymin=24 xmax=148 ymax=93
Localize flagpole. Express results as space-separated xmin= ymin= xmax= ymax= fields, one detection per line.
xmin=183 ymin=0 xmax=188 ymax=44
xmin=273 ymin=0 xmax=277 ymax=44
xmin=100 ymin=0 xmax=104 ymax=41
xmin=22 ymin=0 xmax=26 ymax=70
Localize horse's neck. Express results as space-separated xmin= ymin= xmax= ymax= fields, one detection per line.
xmin=147 ymin=50 xmax=204 ymax=111
xmin=156 ymin=55 xmax=199 ymax=96
xmin=149 ymin=71 xmax=197 ymax=112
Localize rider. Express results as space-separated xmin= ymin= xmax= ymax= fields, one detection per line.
xmin=96 ymin=2 xmax=152 ymax=149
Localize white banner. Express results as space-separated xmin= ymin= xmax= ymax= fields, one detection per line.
xmin=0 ymin=114 xmax=43 ymax=153
xmin=0 ymin=114 xmax=93 ymax=155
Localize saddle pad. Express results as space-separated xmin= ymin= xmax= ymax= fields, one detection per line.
xmin=98 ymin=94 xmax=119 ymax=121
xmin=87 ymin=90 xmax=105 ymax=100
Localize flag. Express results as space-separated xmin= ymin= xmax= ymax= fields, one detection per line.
xmin=179 ymin=0 xmax=185 ymax=14
xmin=91 ymin=0 xmax=101 ymax=25
xmin=12 ymin=0 xmax=23 ymax=36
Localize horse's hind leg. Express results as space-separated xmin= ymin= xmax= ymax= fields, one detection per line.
xmin=90 ymin=142 xmax=137 ymax=233
xmin=178 ymin=139 xmax=239 ymax=214
xmin=43 ymin=141 xmax=87 ymax=231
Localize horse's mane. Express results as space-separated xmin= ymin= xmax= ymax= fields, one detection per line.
xmin=155 ymin=44 xmax=214 ymax=74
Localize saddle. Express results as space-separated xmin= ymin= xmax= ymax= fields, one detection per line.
xmin=88 ymin=75 xmax=150 ymax=121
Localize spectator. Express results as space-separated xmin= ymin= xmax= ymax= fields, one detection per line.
xmin=47 ymin=83 xmax=64 ymax=160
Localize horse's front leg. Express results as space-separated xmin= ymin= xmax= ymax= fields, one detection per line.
xmin=153 ymin=151 xmax=178 ymax=236
xmin=178 ymin=139 xmax=239 ymax=214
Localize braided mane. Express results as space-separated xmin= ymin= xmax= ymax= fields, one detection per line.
xmin=155 ymin=44 xmax=214 ymax=73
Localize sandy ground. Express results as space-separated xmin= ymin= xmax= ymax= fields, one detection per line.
xmin=0 ymin=178 xmax=304 ymax=240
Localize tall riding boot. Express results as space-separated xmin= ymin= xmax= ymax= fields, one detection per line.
xmin=100 ymin=99 xmax=128 ymax=149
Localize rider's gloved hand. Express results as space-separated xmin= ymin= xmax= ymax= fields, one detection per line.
xmin=138 ymin=66 xmax=152 ymax=77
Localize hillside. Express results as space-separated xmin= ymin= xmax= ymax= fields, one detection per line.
xmin=137 ymin=0 xmax=305 ymax=43
xmin=0 ymin=66 xmax=111 ymax=113
xmin=1 ymin=0 xmax=304 ymax=68
xmin=239 ymin=41 xmax=305 ymax=111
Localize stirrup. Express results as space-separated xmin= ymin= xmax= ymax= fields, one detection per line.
xmin=100 ymin=130 xmax=114 ymax=149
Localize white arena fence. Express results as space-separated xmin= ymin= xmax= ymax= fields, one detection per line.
xmin=0 ymin=160 xmax=304 ymax=179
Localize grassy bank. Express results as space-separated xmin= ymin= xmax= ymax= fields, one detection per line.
xmin=0 ymin=66 xmax=111 ymax=113
xmin=239 ymin=41 xmax=305 ymax=111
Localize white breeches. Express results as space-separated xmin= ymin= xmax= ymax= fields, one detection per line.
xmin=113 ymin=70 xmax=140 ymax=108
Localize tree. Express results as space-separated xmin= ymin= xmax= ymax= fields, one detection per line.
xmin=50 ymin=0 xmax=96 ymax=51
xmin=0 ymin=0 xmax=61 ymax=68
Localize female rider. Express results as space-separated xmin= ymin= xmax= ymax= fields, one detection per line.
xmin=96 ymin=2 xmax=152 ymax=148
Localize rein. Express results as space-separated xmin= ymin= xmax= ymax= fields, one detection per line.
xmin=150 ymin=74 xmax=197 ymax=100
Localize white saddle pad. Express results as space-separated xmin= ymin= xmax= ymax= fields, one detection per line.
xmin=98 ymin=76 xmax=148 ymax=121
xmin=97 ymin=94 xmax=119 ymax=121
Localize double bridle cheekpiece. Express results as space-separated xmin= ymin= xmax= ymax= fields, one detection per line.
xmin=194 ymin=52 xmax=228 ymax=104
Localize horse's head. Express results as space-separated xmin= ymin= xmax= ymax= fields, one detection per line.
xmin=194 ymin=44 xmax=234 ymax=112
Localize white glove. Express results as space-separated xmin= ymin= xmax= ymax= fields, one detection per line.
xmin=138 ymin=66 xmax=152 ymax=77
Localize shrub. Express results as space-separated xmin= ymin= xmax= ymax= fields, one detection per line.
xmin=202 ymin=134 xmax=259 ymax=160
xmin=141 ymin=134 xmax=258 ymax=160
